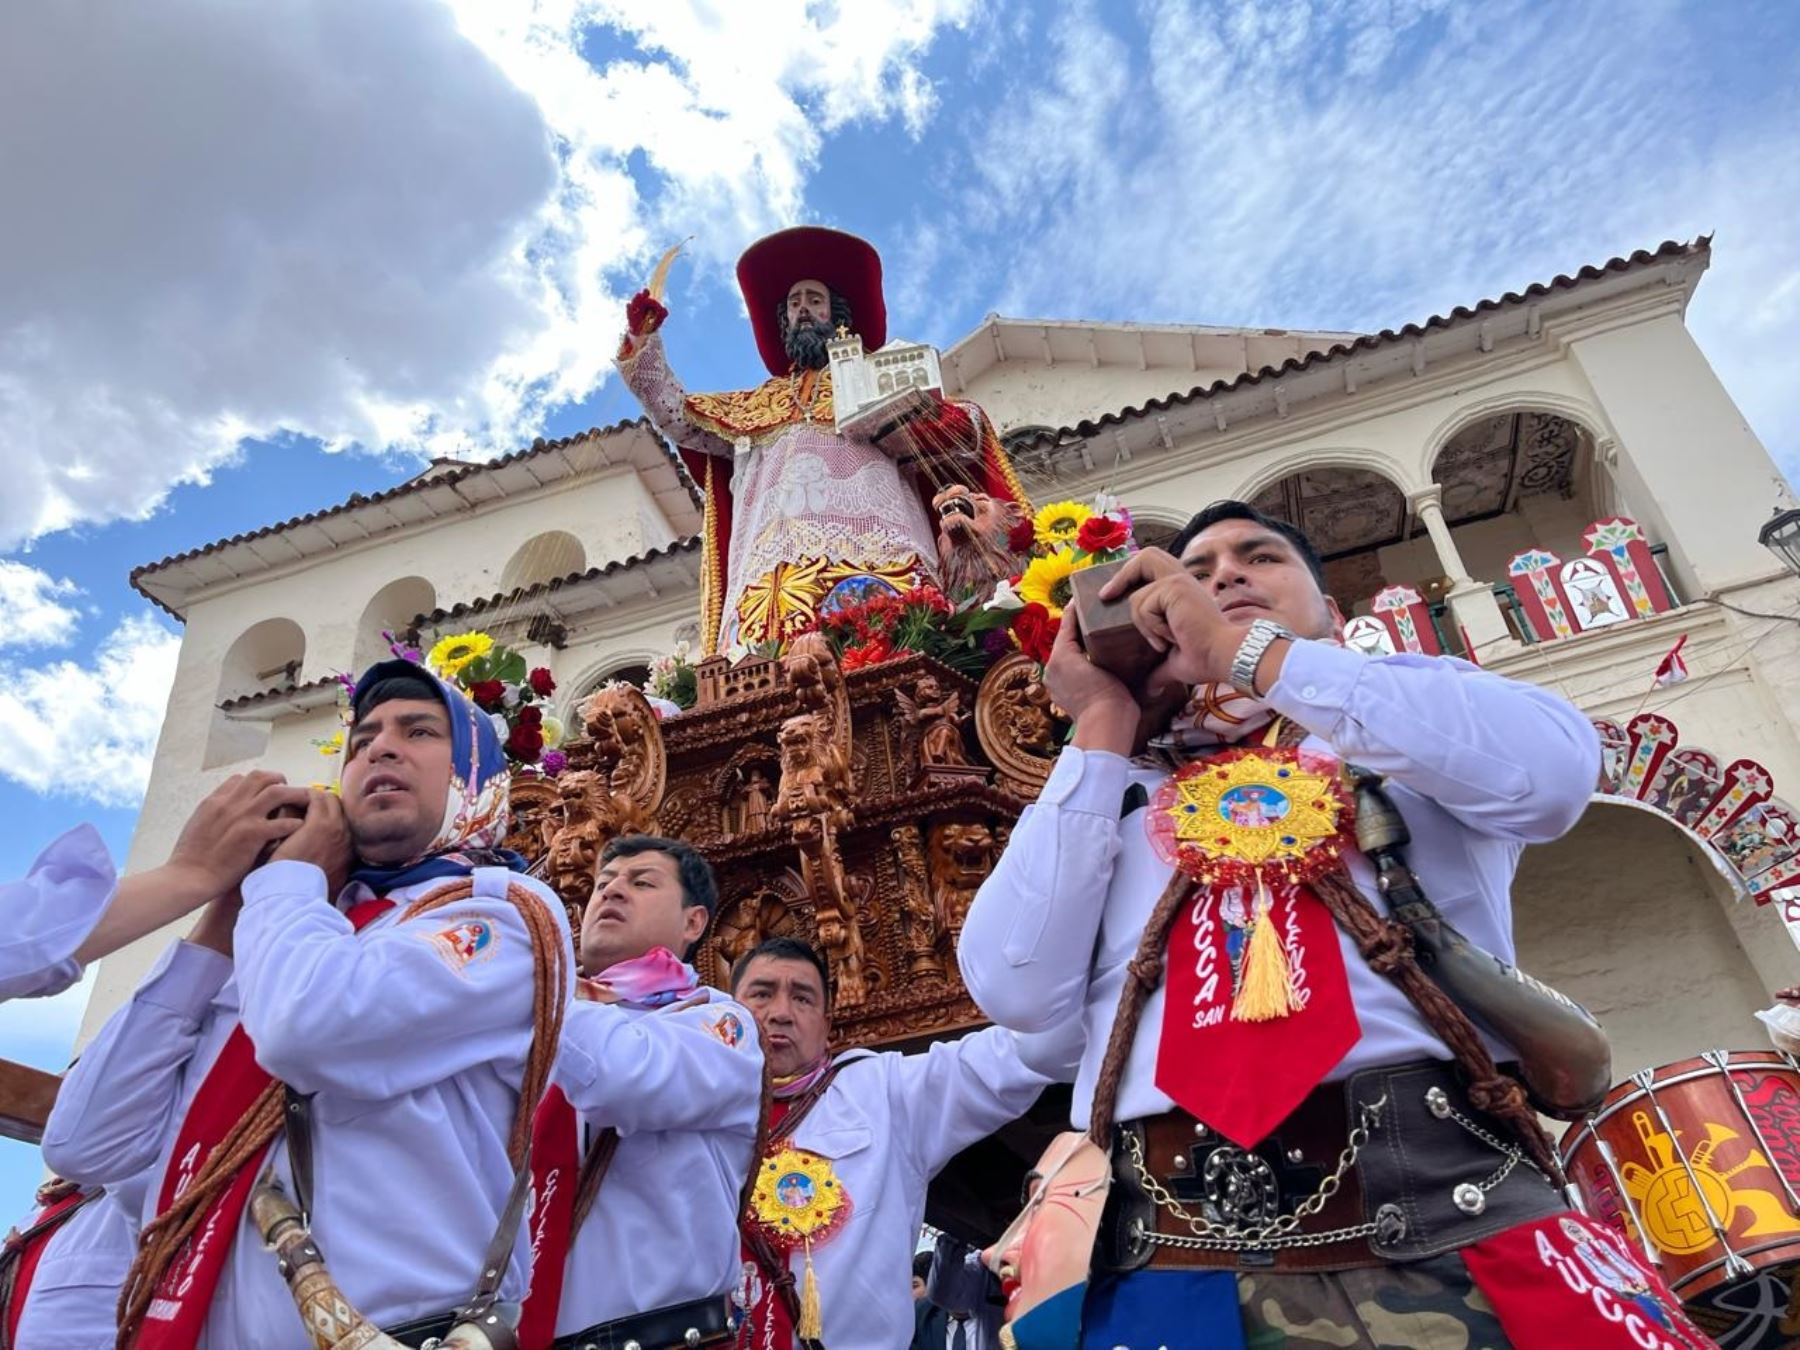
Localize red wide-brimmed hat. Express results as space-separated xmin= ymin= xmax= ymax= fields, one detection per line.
xmin=737 ymin=226 xmax=886 ymax=377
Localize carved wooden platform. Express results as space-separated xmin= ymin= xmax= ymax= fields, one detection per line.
xmin=508 ymin=641 xmax=1063 ymax=1055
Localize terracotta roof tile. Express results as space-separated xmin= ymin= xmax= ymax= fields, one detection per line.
xmin=1008 ymin=237 xmax=1711 ymax=451
xmin=217 ymin=673 xmax=340 ymax=712
xmin=415 ymin=535 xmax=704 ymax=627
xmin=129 ymin=417 xmax=699 ymax=616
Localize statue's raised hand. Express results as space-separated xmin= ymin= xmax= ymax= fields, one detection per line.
xmin=618 ymin=288 xmax=669 ymax=360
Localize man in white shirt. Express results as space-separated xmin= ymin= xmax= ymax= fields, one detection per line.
xmin=3 ymin=774 xmax=311 ymax=1350
xmin=960 ymin=503 xmax=1703 ymax=1348
xmin=522 ymin=833 xmax=763 ymax=1349
xmin=728 ymin=937 xmax=1057 ymax=1350
xmin=42 ymin=658 xmax=572 ymax=1348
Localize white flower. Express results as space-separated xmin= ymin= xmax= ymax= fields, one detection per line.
xmin=984 ymin=577 xmax=1026 ymax=612
xmin=541 ymin=714 xmax=566 ymax=750
xmin=489 ymin=712 xmax=510 ymax=741
xmin=501 ymin=683 xmax=522 ymax=708
xmin=1092 ymin=491 xmax=1124 ymax=517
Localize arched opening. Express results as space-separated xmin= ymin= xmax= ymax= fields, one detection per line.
xmin=206 ymin=616 xmax=306 ymax=768
xmin=1413 ymin=408 xmax=1677 ymax=644
xmin=353 ymin=576 xmax=436 ymax=670
xmin=500 ymin=531 xmax=586 ymax=593
xmin=1127 ymin=507 xmax=1184 ymax=554
xmin=575 ymin=660 xmax=652 ymax=704
xmin=1514 ymin=801 xmax=1776 ymax=1083
xmin=1244 ymin=464 xmax=1413 ymax=619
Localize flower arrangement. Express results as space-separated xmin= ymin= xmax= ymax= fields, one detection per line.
xmin=801 ymin=583 xmax=989 ymax=677
xmin=968 ymin=494 xmax=1136 ymax=665
xmin=647 ymin=642 xmax=698 ymax=711
xmin=421 ymin=629 xmax=565 ymax=772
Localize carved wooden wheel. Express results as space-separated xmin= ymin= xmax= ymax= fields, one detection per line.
xmin=975 ymin=650 xmax=1061 ymax=798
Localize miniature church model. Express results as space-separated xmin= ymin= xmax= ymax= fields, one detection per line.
xmin=827 ymin=326 xmax=945 ymax=439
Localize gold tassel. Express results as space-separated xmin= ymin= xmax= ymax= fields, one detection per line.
xmin=1231 ymin=884 xmax=1297 ymax=1022
xmin=798 ymin=1236 xmax=824 ymax=1340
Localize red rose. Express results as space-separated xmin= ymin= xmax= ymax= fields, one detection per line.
xmin=1007 ymin=518 xmax=1036 ymax=554
xmin=1076 ymin=515 xmax=1129 ymax=553
xmin=1013 ymin=603 xmax=1060 ymax=665
xmin=529 ymin=667 xmax=556 ymax=697
xmin=468 ymin=680 xmax=506 ymax=710
xmin=515 ymin=704 xmax=543 ymax=726
xmin=505 ymin=723 xmax=544 ymax=762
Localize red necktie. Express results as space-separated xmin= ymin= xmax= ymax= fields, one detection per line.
xmin=1153 ymin=881 xmax=1360 ymax=1148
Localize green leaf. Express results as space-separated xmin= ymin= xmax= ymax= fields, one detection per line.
xmin=491 ymin=650 xmax=528 ymax=685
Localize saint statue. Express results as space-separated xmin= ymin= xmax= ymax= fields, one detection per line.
xmin=618 ymin=227 xmax=1027 ymax=652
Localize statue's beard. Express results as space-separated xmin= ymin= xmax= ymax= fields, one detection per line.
xmin=784 ymin=317 xmax=835 ymax=371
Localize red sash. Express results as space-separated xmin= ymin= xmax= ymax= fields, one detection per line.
xmin=3 ymin=1189 xmax=92 ymax=1345
xmin=132 ymin=898 xmax=395 ymax=1349
xmin=517 ymin=1086 xmax=579 ymax=1350
xmin=1461 ymin=1211 xmax=1717 ymax=1349
xmin=736 ymin=1099 xmax=796 ymax=1350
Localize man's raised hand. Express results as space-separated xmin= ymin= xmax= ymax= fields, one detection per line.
xmin=166 ymin=772 xmax=312 ymax=903
xmin=269 ymin=791 xmax=355 ymax=898
xmin=1097 ymin=549 xmax=1241 ymax=695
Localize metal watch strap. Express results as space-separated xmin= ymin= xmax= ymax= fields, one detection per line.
xmin=1228 ymin=618 xmax=1294 ymax=696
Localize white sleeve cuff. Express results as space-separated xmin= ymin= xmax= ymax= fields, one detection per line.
xmin=1038 ymin=745 xmax=1132 ymax=816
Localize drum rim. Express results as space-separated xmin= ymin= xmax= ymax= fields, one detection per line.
xmin=1665 ymin=1234 xmax=1800 ymax=1296
xmin=1574 ymin=1054 xmax=1797 ymax=1137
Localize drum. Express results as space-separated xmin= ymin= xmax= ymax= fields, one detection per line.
xmin=1561 ymin=1050 xmax=1800 ymax=1346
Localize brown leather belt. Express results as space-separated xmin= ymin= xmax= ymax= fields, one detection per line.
xmin=1111 ymin=1060 xmax=1566 ymax=1275
xmin=1129 ymin=1078 xmax=1382 ymax=1272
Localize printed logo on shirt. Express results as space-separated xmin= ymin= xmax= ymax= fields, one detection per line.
xmin=423 ymin=914 xmax=498 ymax=975
xmin=708 ymin=1011 xmax=747 ymax=1048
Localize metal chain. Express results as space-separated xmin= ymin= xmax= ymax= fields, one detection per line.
xmin=1124 ymin=1094 xmax=1389 ymax=1251
xmin=1435 ymin=1092 xmax=1543 ymax=1193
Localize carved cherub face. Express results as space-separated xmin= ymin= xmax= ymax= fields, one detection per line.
xmin=915 ymin=675 xmax=943 ymax=702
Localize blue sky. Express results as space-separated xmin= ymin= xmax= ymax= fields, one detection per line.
xmin=2 ymin=0 xmax=1797 ymax=1213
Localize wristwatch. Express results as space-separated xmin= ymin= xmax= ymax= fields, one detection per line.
xmin=1228 ymin=618 xmax=1296 ymax=697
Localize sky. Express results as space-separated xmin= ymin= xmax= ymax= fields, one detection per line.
xmin=1 ymin=0 xmax=1797 ymax=1214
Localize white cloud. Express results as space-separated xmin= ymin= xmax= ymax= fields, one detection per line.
xmin=0 ymin=561 xmax=82 ymax=648
xmin=0 ymin=0 xmax=975 ymax=552
xmin=956 ymin=0 xmax=1800 ymax=469
xmin=0 ymin=614 xmax=181 ymax=807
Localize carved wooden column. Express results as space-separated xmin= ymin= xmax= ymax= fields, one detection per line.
xmin=892 ymin=823 xmax=944 ymax=980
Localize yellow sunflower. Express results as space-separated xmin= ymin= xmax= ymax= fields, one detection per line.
xmin=426 ymin=630 xmax=494 ymax=677
xmin=1033 ymin=499 xmax=1093 ymax=548
xmin=1017 ymin=547 xmax=1092 ymax=617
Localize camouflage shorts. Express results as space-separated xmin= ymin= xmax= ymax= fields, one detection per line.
xmin=1237 ymin=1255 xmax=1511 ymax=1350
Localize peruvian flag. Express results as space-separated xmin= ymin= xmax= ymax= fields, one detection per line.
xmin=1653 ymin=635 xmax=1689 ymax=687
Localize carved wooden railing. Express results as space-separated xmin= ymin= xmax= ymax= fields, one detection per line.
xmin=0 ymin=1058 xmax=59 ymax=1144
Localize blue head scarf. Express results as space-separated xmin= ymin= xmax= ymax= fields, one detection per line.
xmin=343 ymin=658 xmax=528 ymax=892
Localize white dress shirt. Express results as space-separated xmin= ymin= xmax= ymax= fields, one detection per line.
xmin=10 ymin=1183 xmax=142 ymax=1350
xmin=758 ymin=1026 xmax=1053 ymax=1350
xmin=958 ymin=642 xmax=1599 ymax=1128
xmin=551 ymin=987 xmax=763 ymax=1334
xmin=42 ymin=861 xmax=574 ymax=1348
xmin=1 ymin=824 xmax=115 ymax=1001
